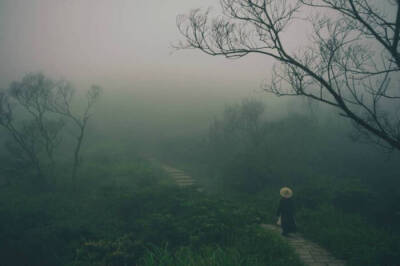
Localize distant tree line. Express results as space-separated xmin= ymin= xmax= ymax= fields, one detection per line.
xmin=158 ymin=97 xmax=400 ymax=233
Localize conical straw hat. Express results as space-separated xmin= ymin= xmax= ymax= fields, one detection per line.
xmin=280 ymin=187 xmax=293 ymax=198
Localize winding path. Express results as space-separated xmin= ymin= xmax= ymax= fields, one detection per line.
xmin=162 ymin=163 xmax=346 ymax=266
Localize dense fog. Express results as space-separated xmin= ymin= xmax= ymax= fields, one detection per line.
xmin=0 ymin=1 xmax=399 ymax=266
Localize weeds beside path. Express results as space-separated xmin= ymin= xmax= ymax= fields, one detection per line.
xmin=161 ymin=162 xmax=347 ymax=266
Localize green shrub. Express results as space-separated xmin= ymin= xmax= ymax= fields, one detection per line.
xmin=297 ymin=205 xmax=400 ymax=266
xmin=139 ymin=227 xmax=303 ymax=266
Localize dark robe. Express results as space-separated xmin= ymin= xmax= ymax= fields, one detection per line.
xmin=276 ymin=197 xmax=296 ymax=233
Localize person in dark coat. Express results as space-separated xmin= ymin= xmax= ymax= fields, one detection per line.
xmin=276 ymin=187 xmax=296 ymax=236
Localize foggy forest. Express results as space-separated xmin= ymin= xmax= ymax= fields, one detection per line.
xmin=0 ymin=1 xmax=399 ymax=266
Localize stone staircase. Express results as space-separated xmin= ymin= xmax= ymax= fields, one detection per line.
xmin=162 ymin=165 xmax=195 ymax=187
xmin=261 ymin=224 xmax=346 ymax=266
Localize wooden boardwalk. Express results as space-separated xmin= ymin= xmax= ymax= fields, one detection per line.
xmin=162 ymin=164 xmax=346 ymax=266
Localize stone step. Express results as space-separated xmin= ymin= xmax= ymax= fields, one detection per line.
xmin=172 ymin=175 xmax=190 ymax=178
xmin=172 ymin=177 xmax=193 ymax=181
xmin=174 ymin=181 xmax=194 ymax=184
xmin=260 ymin=224 xmax=345 ymax=266
xmin=177 ymin=183 xmax=194 ymax=187
xmin=175 ymin=181 xmax=195 ymax=185
xmin=162 ymin=167 xmax=183 ymax=172
xmin=166 ymin=170 xmax=185 ymax=174
xmin=163 ymin=165 xmax=196 ymax=186
xmin=175 ymin=179 xmax=195 ymax=183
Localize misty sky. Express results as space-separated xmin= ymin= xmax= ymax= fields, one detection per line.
xmin=0 ymin=0 xmax=279 ymax=97
xmin=0 ymin=1 xmax=394 ymax=95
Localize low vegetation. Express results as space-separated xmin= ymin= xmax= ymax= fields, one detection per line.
xmin=158 ymin=99 xmax=400 ymax=266
xmin=1 ymin=89 xmax=399 ymax=266
xmin=0 ymin=152 xmax=303 ymax=266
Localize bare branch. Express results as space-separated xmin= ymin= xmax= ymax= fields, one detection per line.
xmin=177 ymin=0 xmax=400 ymax=151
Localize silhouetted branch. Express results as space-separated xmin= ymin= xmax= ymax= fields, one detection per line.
xmin=177 ymin=0 xmax=400 ymax=151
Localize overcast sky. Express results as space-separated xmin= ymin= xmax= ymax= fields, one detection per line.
xmin=1 ymin=0 xmax=395 ymax=139
xmin=0 ymin=0 xmax=280 ymax=97
xmin=0 ymin=1 xmax=394 ymax=92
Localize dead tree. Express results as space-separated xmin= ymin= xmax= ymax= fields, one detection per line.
xmin=50 ymin=83 xmax=101 ymax=189
xmin=177 ymin=0 xmax=400 ymax=151
xmin=0 ymin=74 xmax=65 ymax=182
xmin=0 ymin=73 xmax=101 ymax=188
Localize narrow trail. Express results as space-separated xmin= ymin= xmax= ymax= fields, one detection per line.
xmin=161 ymin=164 xmax=196 ymax=187
xmin=161 ymin=163 xmax=346 ymax=266
xmin=261 ymin=224 xmax=345 ymax=266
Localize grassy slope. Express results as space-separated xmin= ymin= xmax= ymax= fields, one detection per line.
xmin=175 ymin=161 xmax=400 ymax=266
xmin=0 ymin=155 xmax=304 ymax=266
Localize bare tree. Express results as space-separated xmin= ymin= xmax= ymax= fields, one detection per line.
xmin=50 ymin=82 xmax=101 ymax=189
xmin=8 ymin=74 xmax=65 ymax=165
xmin=0 ymin=73 xmax=101 ymax=188
xmin=0 ymin=74 xmax=65 ymax=181
xmin=176 ymin=0 xmax=400 ymax=151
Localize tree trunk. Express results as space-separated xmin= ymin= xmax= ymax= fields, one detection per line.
xmin=72 ymin=127 xmax=85 ymax=191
